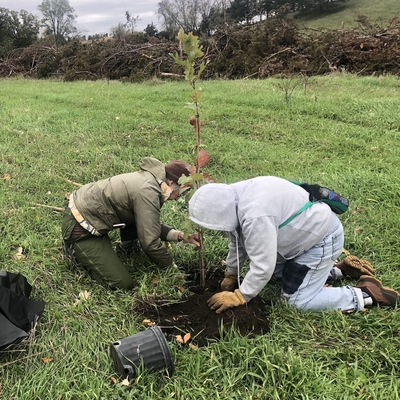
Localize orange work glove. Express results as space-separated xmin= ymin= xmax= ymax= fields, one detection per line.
xmin=221 ymin=270 xmax=238 ymax=291
xmin=207 ymin=289 xmax=246 ymax=314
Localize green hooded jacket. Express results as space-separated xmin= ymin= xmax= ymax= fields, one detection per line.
xmin=72 ymin=157 xmax=174 ymax=266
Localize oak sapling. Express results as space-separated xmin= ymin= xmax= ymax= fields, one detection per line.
xmin=171 ymin=28 xmax=212 ymax=287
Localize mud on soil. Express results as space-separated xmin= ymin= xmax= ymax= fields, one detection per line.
xmin=139 ymin=271 xmax=271 ymax=347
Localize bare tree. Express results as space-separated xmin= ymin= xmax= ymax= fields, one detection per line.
xmin=124 ymin=11 xmax=140 ymax=33
xmin=38 ymin=0 xmax=77 ymax=44
xmin=157 ymin=0 xmax=225 ymax=37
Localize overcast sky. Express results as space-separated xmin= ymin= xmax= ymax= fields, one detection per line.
xmin=2 ymin=0 xmax=161 ymax=37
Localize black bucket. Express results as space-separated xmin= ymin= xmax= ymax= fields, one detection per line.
xmin=110 ymin=326 xmax=174 ymax=378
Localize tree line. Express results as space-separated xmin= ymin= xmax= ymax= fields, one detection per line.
xmin=1 ymin=0 xmax=348 ymax=57
xmin=1 ymin=11 xmax=399 ymax=81
xmin=157 ymin=0 xmax=348 ymax=36
xmin=2 ymin=0 xmax=399 ymax=81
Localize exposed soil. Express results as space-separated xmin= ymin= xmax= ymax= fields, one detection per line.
xmin=141 ymin=271 xmax=271 ymax=347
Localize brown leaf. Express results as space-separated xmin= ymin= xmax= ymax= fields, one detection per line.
xmin=142 ymin=319 xmax=156 ymax=327
xmin=175 ymin=335 xmax=184 ymax=343
xmin=342 ymin=248 xmax=351 ymax=256
xmin=110 ymin=377 xmax=117 ymax=384
xmin=196 ymin=150 xmax=210 ymax=168
xmin=79 ymin=290 xmax=90 ymax=300
xmin=2 ymin=173 xmax=11 ymax=180
xmin=14 ymin=247 xmax=25 ymax=260
xmin=41 ymin=357 xmax=53 ymax=363
xmin=189 ymin=165 xmax=197 ymax=175
xmin=183 ymin=332 xmax=191 ymax=343
xmin=201 ymin=172 xmax=216 ymax=183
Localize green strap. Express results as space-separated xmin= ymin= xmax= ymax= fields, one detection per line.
xmin=278 ymin=201 xmax=314 ymax=229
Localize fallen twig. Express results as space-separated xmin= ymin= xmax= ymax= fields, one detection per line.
xmin=33 ymin=203 xmax=64 ymax=212
xmin=0 ymin=351 xmax=47 ymax=368
xmin=66 ymin=179 xmax=82 ymax=187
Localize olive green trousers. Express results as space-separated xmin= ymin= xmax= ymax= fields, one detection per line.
xmin=61 ymin=207 xmax=134 ymax=290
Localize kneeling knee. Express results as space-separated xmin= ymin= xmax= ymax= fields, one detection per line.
xmin=281 ymin=291 xmax=309 ymax=310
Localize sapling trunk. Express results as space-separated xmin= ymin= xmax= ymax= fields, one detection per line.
xmin=193 ymin=100 xmax=206 ymax=287
xmin=171 ymin=29 xmax=209 ymax=288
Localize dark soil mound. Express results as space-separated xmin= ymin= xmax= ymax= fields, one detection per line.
xmin=142 ymin=272 xmax=271 ymax=347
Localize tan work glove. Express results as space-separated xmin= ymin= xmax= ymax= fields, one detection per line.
xmin=335 ymin=255 xmax=375 ymax=279
xmin=221 ymin=270 xmax=238 ymax=291
xmin=207 ymin=289 xmax=246 ymax=314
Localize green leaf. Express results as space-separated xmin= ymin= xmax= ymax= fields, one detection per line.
xmin=180 ymin=218 xmax=198 ymax=237
xmin=191 ymin=173 xmax=205 ymax=182
xmin=191 ymin=89 xmax=202 ymax=103
xmin=178 ymin=175 xmax=194 ymax=185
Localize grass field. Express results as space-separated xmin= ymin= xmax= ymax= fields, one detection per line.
xmin=297 ymin=0 xmax=400 ymax=30
xmin=1 ymin=74 xmax=400 ymax=399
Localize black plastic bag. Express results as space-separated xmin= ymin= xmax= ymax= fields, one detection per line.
xmin=0 ymin=271 xmax=45 ymax=350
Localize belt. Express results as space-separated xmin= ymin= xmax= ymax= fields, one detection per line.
xmin=68 ymin=194 xmax=101 ymax=236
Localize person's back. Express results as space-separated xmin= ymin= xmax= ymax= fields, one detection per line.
xmin=231 ymin=176 xmax=332 ymax=259
xmin=73 ymin=158 xmax=166 ymax=234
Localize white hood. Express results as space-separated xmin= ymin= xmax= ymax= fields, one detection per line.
xmin=188 ymin=183 xmax=239 ymax=231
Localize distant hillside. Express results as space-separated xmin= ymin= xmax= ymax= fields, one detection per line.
xmin=296 ymin=0 xmax=400 ymax=30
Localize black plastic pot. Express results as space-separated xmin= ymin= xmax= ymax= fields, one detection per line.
xmin=110 ymin=326 xmax=174 ymax=378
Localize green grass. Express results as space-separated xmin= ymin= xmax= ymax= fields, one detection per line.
xmin=296 ymin=0 xmax=400 ymax=30
xmin=1 ymin=74 xmax=400 ymax=399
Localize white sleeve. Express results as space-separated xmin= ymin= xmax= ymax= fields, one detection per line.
xmin=238 ymin=216 xmax=278 ymax=301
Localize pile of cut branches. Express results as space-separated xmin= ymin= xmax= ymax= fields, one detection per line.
xmin=1 ymin=16 xmax=399 ymax=80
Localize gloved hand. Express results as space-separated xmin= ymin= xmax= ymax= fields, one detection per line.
xmin=221 ymin=270 xmax=238 ymax=291
xmin=335 ymin=255 xmax=375 ymax=279
xmin=207 ymin=289 xmax=246 ymax=314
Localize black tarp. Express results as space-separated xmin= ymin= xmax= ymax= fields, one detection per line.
xmin=0 ymin=271 xmax=45 ymax=350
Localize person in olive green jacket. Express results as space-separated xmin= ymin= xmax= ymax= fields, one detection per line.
xmin=61 ymin=157 xmax=200 ymax=290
